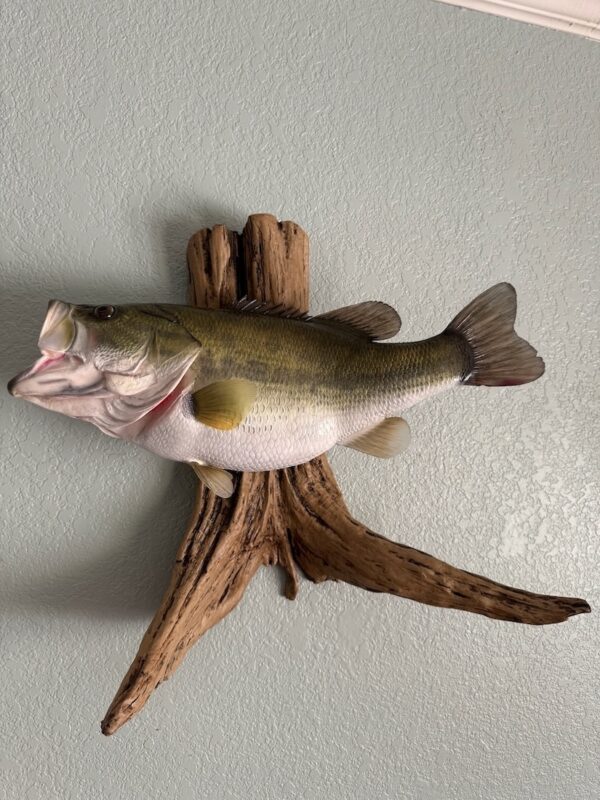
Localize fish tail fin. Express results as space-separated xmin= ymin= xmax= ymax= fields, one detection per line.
xmin=447 ymin=283 xmax=545 ymax=386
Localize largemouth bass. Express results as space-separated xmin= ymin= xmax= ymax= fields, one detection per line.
xmin=8 ymin=283 xmax=544 ymax=497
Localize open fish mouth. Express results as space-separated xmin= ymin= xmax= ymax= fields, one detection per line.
xmin=7 ymin=352 xmax=106 ymax=399
xmin=7 ymin=300 xmax=104 ymax=400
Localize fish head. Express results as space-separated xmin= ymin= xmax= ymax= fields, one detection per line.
xmin=8 ymin=301 xmax=199 ymax=436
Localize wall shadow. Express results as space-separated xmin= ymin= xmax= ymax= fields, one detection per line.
xmin=2 ymin=462 xmax=197 ymax=620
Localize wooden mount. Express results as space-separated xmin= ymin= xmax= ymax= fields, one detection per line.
xmin=101 ymin=214 xmax=590 ymax=735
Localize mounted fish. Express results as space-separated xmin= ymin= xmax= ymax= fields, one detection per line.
xmin=8 ymin=283 xmax=543 ymax=497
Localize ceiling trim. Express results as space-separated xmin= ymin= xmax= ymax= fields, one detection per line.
xmin=435 ymin=0 xmax=600 ymax=40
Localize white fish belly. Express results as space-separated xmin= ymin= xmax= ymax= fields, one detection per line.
xmin=133 ymin=377 xmax=459 ymax=472
xmin=135 ymin=397 xmax=343 ymax=471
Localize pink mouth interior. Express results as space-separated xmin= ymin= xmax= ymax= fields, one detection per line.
xmin=24 ymin=351 xmax=83 ymax=381
xmin=34 ymin=353 xmax=65 ymax=372
xmin=33 ymin=353 xmax=67 ymax=374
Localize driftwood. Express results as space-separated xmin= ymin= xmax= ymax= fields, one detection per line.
xmin=101 ymin=214 xmax=590 ymax=735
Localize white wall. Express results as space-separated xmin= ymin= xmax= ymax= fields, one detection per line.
xmin=1 ymin=2 xmax=598 ymax=799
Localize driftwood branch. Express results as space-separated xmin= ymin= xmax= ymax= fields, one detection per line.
xmin=101 ymin=214 xmax=590 ymax=735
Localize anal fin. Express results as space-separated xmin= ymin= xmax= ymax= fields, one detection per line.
xmin=190 ymin=462 xmax=235 ymax=498
xmin=343 ymin=417 xmax=411 ymax=458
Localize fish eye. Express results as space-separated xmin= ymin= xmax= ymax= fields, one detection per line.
xmin=94 ymin=305 xmax=116 ymax=320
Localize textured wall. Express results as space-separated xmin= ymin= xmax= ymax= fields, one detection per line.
xmin=1 ymin=2 xmax=598 ymax=799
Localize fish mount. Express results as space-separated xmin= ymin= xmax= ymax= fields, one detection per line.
xmin=101 ymin=214 xmax=590 ymax=735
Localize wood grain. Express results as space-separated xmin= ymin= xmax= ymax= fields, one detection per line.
xmin=101 ymin=213 xmax=590 ymax=735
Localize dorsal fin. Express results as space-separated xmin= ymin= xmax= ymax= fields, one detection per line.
xmin=231 ymin=297 xmax=401 ymax=341
xmin=230 ymin=298 xmax=309 ymax=320
xmin=314 ymin=301 xmax=401 ymax=341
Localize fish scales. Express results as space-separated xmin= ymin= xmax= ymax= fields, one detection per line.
xmin=8 ymin=284 xmax=544 ymax=496
xmin=133 ymin=308 xmax=468 ymax=470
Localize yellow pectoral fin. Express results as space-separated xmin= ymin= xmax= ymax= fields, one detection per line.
xmin=191 ymin=379 xmax=257 ymax=430
xmin=344 ymin=417 xmax=411 ymax=458
xmin=190 ymin=462 xmax=234 ymax=498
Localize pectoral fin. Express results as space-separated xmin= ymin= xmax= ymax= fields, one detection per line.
xmin=343 ymin=417 xmax=411 ymax=458
xmin=191 ymin=462 xmax=234 ymax=498
xmin=192 ymin=379 xmax=257 ymax=430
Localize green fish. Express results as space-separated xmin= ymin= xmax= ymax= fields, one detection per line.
xmin=8 ymin=283 xmax=544 ymax=497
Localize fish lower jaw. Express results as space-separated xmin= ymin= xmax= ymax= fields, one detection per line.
xmin=7 ymin=351 xmax=97 ymax=399
xmin=8 ymin=354 xmax=64 ymax=396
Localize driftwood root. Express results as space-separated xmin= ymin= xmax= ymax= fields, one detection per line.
xmin=101 ymin=214 xmax=589 ymax=736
